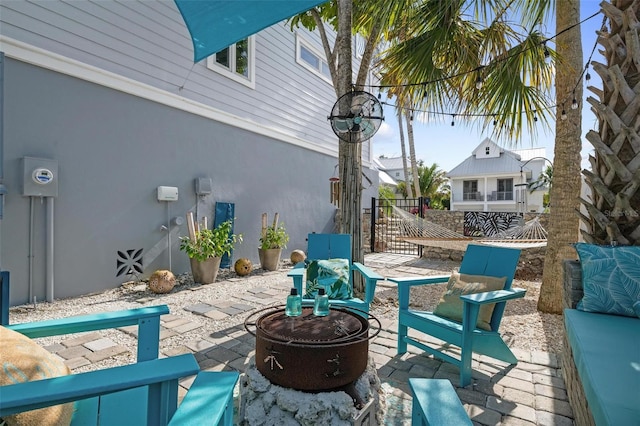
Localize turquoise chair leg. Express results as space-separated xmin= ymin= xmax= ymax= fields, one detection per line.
xmin=460 ymin=303 xmax=481 ymax=387
xmin=398 ymin=323 xmax=408 ymax=354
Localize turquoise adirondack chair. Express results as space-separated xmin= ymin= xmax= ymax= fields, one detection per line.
xmin=288 ymin=233 xmax=383 ymax=314
xmin=389 ymin=244 xmax=525 ymax=387
xmin=0 ymin=304 xmax=238 ymax=425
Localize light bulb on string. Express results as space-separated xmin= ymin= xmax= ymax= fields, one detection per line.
xmin=533 ymin=110 xmax=538 ymax=122
xmin=378 ymin=91 xmax=382 ymax=100
xmin=451 ymin=114 xmax=455 ymax=127
xmin=571 ymin=92 xmax=579 ymax=109
xmin=410 ymin=112 xmax=414 ymax=125
xmin=475 ymin=73 xmax=483 ymax=90
xmin=492 ymin=114 xmax=498 ymax=126
xmin=561 ymin=105 xmax=567 ymax=120
xmin=543 ymin=42 xmax=551 ymax=63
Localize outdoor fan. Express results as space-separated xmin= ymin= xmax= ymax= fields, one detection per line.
xmin=328 ymin=90 xmax=384 ymax=143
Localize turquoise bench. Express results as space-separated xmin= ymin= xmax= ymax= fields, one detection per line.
xmin=562 ymin=259 xmax=640 ymax=426
xmin=409 ymin=378 xmax=471 ymax=425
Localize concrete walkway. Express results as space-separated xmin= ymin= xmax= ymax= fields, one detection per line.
xmin=38 ymin=253 xmax=573 ymax=425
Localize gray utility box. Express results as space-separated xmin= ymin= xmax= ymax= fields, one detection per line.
xmin=22 ymin=157 xmax=59 ymax=197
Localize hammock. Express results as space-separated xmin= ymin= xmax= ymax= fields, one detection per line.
xmin=391 ymin=206 xmax=473 ymax=251
xmin=479 ymin=216 xmax=548 ymax=248
xmin=390 ymin=205 xmax=547 ymax=250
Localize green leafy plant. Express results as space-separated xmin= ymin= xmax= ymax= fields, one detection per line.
xmin=180 ymin=220 xmax=242 ymax=261
xmin=259 ymin=223 xmax=289 ymax=250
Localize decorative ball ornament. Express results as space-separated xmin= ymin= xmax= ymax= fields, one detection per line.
xmin=148 ymin=270 xmax=176 ymax=294
xmin=290 ymin=249 xmax=306 ymax=264
xmin=234 ymin=258 xmax=253 ymax=276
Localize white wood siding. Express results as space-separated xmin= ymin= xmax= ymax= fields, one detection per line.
xmin=0 ymin=0 xmax=372 ymax=163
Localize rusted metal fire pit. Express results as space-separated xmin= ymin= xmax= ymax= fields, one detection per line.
xmin=245 ymin=306 xmax=380 ymax=392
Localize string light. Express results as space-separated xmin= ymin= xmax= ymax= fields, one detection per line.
xmin=378 ymin=91 xmax=382 ymax=99
xmin=367 ymin=12 xmax=603 ymax=125
xmin=493 ymin=114 xmax=498 ymax=126
xmin=475 ymin=72 xmax=484 ymax=90
xmin=451 ymin=114 xmax=456 ymax=126
xmin=543 ymin=42 xmax=551 ymax=63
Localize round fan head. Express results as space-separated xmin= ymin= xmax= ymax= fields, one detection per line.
xmin=328 ymin=91 xmax=384 ymax=143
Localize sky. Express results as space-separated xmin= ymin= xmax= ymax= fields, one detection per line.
xmin=371 ymin=1 xmax=605 ymax=172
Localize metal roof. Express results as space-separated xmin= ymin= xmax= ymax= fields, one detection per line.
xmin=447 ymin=150 xmax=525 ymax=177
xmin=376 ymin=156 xmax=405 ymax=171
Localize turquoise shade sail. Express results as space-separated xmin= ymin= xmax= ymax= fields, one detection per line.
xmin=174 ymin=0 xmax=328 ymax=62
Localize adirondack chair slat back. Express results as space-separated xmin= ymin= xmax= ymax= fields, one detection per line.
xmin=307 ymin=234 xmax=351 ymax=262
xmin=459 ymin=244 xmax=520 ymax=331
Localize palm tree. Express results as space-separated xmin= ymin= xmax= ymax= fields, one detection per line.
xmin=416 ymin=162 xmax=448 ymax=200
xmin=579 ymin=1 xmax=640 ymax=247
xmin=528 ymin=165 xmax=553 ymax=193
xmin=377 ymin=1 xmax=554 ymax=143
xmin=538 ymin=0 xmax=584 ymax=314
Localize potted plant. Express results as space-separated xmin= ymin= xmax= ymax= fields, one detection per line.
xmin=180 ymin=219 xmax=241 ymax=284
xmin=259 ymin=213 xmax=289 ymax=271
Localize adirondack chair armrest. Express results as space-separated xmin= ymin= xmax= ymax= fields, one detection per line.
xmin=389 ymin=275 xmax=451 ymax=310
xmin=0 ymin=354 xmax=200 ymax=418
xmin=168 ymin=371 xmax=239 ymax=426
xmin=287 ymin=265 xmax=305 ymax=296
xmin=352 ymin=262 xmax=384 ymax=304
xmin=7 ymin=305 xmax=170 ymax=361
xmin=388 ymin=275 xmax=450 ymax=287
xmin=459 ymin=288 xmax=526 ymax=305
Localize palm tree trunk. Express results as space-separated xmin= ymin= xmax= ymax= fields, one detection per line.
xmin=398 ymin=109 xmax=411 ymax=197
xmin=580 ymin=0 xmax=640 ymax=246
xmin=538 ymin=0 xmax=583 ymax=314
xmin=405 ymin=103 xmax=421 ymax=198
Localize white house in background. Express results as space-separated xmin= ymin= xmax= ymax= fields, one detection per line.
xmin=373 ymin=158 xmax=398 ymax=188
xmin=376 ymin=156 xmax=408 ymax=183
xmin=447 ymin=138 xmax=549 ymax=213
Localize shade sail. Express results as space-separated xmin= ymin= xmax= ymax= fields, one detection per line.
xmin=174 ymin=0 xmax=328 ymax=62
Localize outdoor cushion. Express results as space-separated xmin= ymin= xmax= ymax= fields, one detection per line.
xmin=564 ymin=309 xmax=640 ymax=426
xmin=433 ymin=272 xmax=506 ymax=330
xmin=305 ymin=258 xmax=352 ymax=300
xmin=0 ymin=325 xmax=74 ymax=426
xmin=574 ymin=243 xmax=640 ymax=317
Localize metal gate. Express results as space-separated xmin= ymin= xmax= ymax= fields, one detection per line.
xmin=370 ymin=197 xmax=427 ymax=255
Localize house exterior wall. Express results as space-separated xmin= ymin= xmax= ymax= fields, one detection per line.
xmin=0 ymin=1 xmax=378 ymax=304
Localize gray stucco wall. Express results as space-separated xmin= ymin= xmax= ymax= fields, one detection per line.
xmin=2 ymin=58 xmax=378 ymax=304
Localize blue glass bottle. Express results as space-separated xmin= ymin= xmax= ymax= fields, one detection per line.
xmin=313 ymin=287 xmax=330 ymax=316
xmin=285 ymin=288 xmax=302 ymax=317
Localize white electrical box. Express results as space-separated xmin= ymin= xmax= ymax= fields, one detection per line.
xmin=157 ymin=186 xmax=178 ymax=201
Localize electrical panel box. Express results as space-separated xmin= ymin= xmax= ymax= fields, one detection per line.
xmin=22 ymin=157 xmax=59 ymax=197
xmin=195 ymin=177 xmax=212 ymax=195
xmin=157 ymin=186 xmax=178 ymax=201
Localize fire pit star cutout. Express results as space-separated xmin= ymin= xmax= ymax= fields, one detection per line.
xmin=333 ymin=319 xmax=349 ymax=336
xmin=264 ymin=354 xmax=283 ymax=371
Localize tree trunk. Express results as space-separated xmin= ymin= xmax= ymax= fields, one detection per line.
xmin=335 ymin=0 xmax=365 ymax=292
xmin=405 ymin=102 xmax=421 ymax=198
xmin=580 ymin=0 xmax=640 ymax=246
xmin=398 ymin=110 xmax=411 ymax=197
xmin=539 ymin=0 xmax=583 ymax=314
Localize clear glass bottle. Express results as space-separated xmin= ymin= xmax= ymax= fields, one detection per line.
xmin=313 ymin=287 xmax=330 ymax=316
xmin=285 ymin=288 xmax=302 ymax=317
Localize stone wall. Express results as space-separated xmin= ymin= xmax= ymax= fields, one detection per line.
xmin=420 ymin=245 xmax=546 ymax=280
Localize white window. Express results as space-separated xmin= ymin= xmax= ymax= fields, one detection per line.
xmin=296 ymin=34 xmax=332 ymax=83
xmin=206 ymin=37 xmax=255 ymax=88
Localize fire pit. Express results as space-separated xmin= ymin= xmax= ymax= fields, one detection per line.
xmin=244 ymin=306 xmax=380 ymax=392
